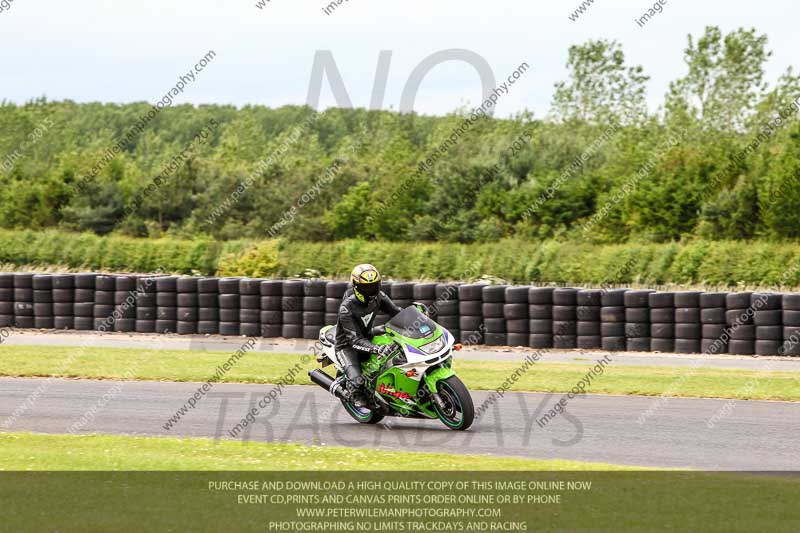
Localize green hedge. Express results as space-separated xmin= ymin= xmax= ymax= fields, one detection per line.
xmin=2 ymin=230 xmax=800 ymax=289
xmin=0 ymin=229 xmax=250 ymax=275
xmin=273 ymin=240 xmax=800 ymax=288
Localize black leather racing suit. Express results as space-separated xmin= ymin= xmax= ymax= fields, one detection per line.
xmin=335 ymin=288 xmax=401 ymax=394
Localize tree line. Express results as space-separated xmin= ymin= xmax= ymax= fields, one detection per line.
xmin=1 ymin=25 xmax=799 ymax=244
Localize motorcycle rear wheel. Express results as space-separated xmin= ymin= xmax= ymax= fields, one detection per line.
xmin=341 ymin=399 xmax=385 ymax=424
xmin=337 ymin=371 xmax=385 ymax=424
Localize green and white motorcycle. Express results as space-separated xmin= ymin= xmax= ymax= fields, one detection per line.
xmin=309 ymin=305 xmax=474 ymax=430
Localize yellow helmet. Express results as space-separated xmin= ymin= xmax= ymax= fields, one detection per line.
xmin=350 ymin=264 xmax=381 ymax=303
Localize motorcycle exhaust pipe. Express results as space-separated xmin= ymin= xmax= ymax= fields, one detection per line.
xmin=308 ymin=369 xmax=348 ymax=400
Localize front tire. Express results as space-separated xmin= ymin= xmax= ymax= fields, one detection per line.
xmin=433 ymin=376 xmax=474 ymax=430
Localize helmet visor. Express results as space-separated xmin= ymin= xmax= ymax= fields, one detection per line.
xmin=358 ymin=281 xmax=381 ymax=299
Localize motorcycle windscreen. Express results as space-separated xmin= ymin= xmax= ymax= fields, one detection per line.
xmin=386 ymin=306 xmax=438 ymax=339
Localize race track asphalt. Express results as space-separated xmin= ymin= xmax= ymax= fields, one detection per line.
xmin=1 ymin=377 xmax=798 ymax=470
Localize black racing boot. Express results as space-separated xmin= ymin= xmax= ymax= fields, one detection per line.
xmin=343 ymin=365 xmax=369 ymax=408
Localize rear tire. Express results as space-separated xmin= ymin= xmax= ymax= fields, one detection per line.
xmin=433 ymin=376 xmax=474 ymax=431
xmin=338 ymin=371 xmax=385 ymax=425
xmin=341 ymin=399 xmax=385 ymax=424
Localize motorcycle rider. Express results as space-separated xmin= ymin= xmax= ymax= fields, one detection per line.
xmin=335 ymin=264 xmax=401 ymax=406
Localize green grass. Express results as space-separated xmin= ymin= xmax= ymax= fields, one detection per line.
xmin=0 ymin=344 xmax=799 ymax=401
xmin=1 ymin=433 xmax=799 ymax=533
xmin=0 ymin=432 xmax=635 ymax=471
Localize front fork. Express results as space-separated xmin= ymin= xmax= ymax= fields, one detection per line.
xmin=424 ymin=366 xmax=456 ymax=413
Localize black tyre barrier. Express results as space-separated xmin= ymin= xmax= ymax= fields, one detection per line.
xmin=325 ymin=281 xmax=348 ymax=299
xmin=53 ymin=303 xmax=73 ymax=316
xmin=482 ymin=302 xmax=504 ymax=319
xmin=783 ymin=310 xmax=800 ymax=326
xmin=282 ymin=311 xmax=302 ymax=325
xmin=674 ymin=338 xmax=701 ymax=353
xmin=413 ymin=283 xmax=437 ymax=301
xmin=32 ymin=274 xmax=52 ymax=291
xmin=627 ymin=337 xmax=651 ymax=351
xmin=437 ymin=315 xmax=459 ymax=330
xmin=485 ymin=332 xmax=507 ymax=346
xmin=600 ymin=306 xmax=625 ymax=323
xmin=197 ymin=307 xmax=219 ymax=322
xmin=459 ymin=300 xmax=482 ymax=316
xmin=576 ymin=321 xmax=600 ymax=336
xmin=303 ymin=296 xmax=325 ymax=312
xmin=240 ymin=295 xmax=260 ymax=309
xmin=219 ymin=294 xmax=240 ymax=310
xmin=651 ymin=323 xmax=675 ymax=338
xmin=552 ymin=305 xmax=577 ymax=321
xmin=260 ymin=310 xmax=282 ymax=325
xmin=460 ymin=329 xmax=484 ymax=345
xmin=601 ymin=336 xmax=626 ymax=351
xmin=176 ymin=293 xmax=197 ymax=307
xmin=728 ymin=339 xmax=755 ymax=355
xmin=136 ymin=307 xmax=156 ymax=321
xmin=675 ymin=323 xmax=701 ymax=339
xmin=240 ymin=322 xmax=261 ymax=337
xmin=33 ymin=290 xmax=52 ymax=303
xmin=281 ymin=324 xmax=302 ymax=338
xmin=136 ymin=293 xmax=156 ymax=308
xmin=674 ymin=291 xmax=701 ymax=308
xmin=178 ymin=308 xmax=198 ymax=322
xmin=74 ymin=316 xmax=94 ymax=331
xmin=239 ymin=309 xmax=261 ymax=324
xmin=482 ymin=285 xmax=506 ymax=303
xmin=197 ymin=320 xmax=219 ymax=335
xmin=577 ymin=335 xmax=601 ymax=349
xmin=95 ymin=290 xmax=113 ymax=305
xmin=781 ymin=327 xmax=800 ymax=356
xmin=239 ymin=278 xmax=263 ymax=296
xmin=156 ymin=306 xmax=177 ymax=321
xmin=577 ymin=305 xmax=601 ymax=322
xmin=459 ymin=316 xmax=483 ymax=331
xmin=7 ymin=273 xmax=800 ymax=356
xmin=197 ymin=293 xmax=217 ymax=308
xmin=530 ymin=319 xmax=553 ymax=334
xmin=156 ymin=292 xmax=177 ymax=307
xmin=34 ymin=317 xmax=55 ymax=329
xmin=136 ymin=320 xmax=156 ymax=333
xmin=458 ymin=284 xmax=484 ymax=301
xmin=650 ymin=337 xmax=675 ymax=352
xmin=263 ymin=296 xmax=283 ymax=311
xmin=483 ymin=318 xmax=506 ymax=333
xmin=115 ymin=275 xmax=136 ymax=293
xmin=503 ymin=303 xmax=528 ymax=320
xmin=529 ymin=333 xmax=553 ymax=348
xmin=198 ymin=277 xmax=219 ymax=293
xmin=553 ymin=287 xmax=577 ymax=306
xmin=219 ymin=322 xmax=240 ymax=336
xmin=577 ymin=289 xmax=602 ymax=307
xmin=601 ymin=288 xmax=626 ymax=307
xmin=114 ymin=319 xmax=136 ymax=333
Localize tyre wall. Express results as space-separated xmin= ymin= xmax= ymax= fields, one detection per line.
xmin=4 ymin=273 xmax=799 ymax=356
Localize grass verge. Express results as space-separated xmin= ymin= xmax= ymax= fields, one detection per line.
xmin=0 ymin=432 xmax=634 ymax=471
xmin=0 ymin=344 xmax=798 ymax=401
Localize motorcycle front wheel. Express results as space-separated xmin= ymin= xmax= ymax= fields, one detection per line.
xmin=433 ymin=376 xmax=474 ymax=430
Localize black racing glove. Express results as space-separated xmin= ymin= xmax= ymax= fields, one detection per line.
xmin=376 ymin=344 xmax=396 ymax=358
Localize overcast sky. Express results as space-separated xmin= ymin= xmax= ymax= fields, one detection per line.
xmin=0 ymin=0 xmax=797 ymax=118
